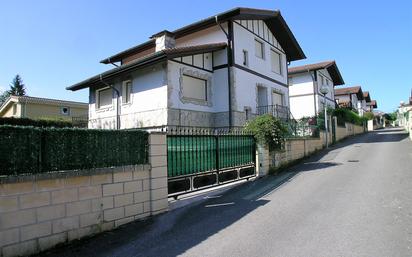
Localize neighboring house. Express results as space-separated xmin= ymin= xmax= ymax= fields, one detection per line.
xmin=288 ymin=60 xmax=344 ymax=119
xmin=397 ymin=90 xmax=412 ymax=128
xmin=334 ymin=86 xmax=365 ymax=115
xmin=366 ymin=100 xmax=378 ymax=112
xmin=66 ymin=7 xmax=306 ymax=129
xmin=0 ymin=95 xmax=88 ymax=121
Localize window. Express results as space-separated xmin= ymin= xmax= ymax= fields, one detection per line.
xmin=12 ymin=104 xmax=17 ymax=115
xmin=244 ymin=106 xmax=252 ymax=121
xmin=97 ymin=87 xmax=113 ymax=109
xmin=255 ymin=39 xmax=264 ymax=59
xmin=242 ymin=50 xmax=249 ymax=66
xmin=61 ymin=107 xmax=70 ymax=115
xmin=270 ymin=49 xmax=282 ymax=74
xmin=123 ymin=81 xmax=132 ymax=104
xmin=182 ymin=75 xmax=207 ymax=101
xmin=272 ymin=91 xmax=283 ymax=106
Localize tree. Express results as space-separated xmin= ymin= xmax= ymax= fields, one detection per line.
xmin=8 ymin=74 xmax=26 ymax=96
xmin=0 ymin=90 xmax=10 ymax=105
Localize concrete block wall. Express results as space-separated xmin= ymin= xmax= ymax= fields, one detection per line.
xmin=269 ymin=122 xmax=364 ymax=169
xmin=0 ymin=133 xmax=168 ymax=257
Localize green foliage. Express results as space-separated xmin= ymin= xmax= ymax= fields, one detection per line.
xmin=0 ymin=117 xmax=73 ymax=128
xmin=332 ymin=108 xmax=366 ymax=126
xmin=244 ymin=114 xmax=288 ymax=151
xmin=9 ymin=74 xmax=26 ymax=96
xmin=0 ymin=126 xmax=149 ymax=176
xmin=0 ymin=90 xmax=10 ymax=105
xmin=363 ymin=112 xmax=375 ymax=120
xmin=384 ymin=112 xmax=397 ymax=121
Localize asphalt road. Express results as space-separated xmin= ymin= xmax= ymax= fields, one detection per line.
xmin=40 ymin=127 xmax=412 ymax=257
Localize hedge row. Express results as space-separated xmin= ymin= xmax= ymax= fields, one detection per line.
xmin=0 ymin=126 xmax=149 ymax=176
xmin=332 ymin=108 xmax=368 ymax=126
xmin=0 ymin=117 xmax=73 ymax=128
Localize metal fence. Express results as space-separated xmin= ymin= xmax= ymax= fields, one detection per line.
xmin=167 ymin=129 xmax=256 ymax=196
xmin=167 ymin=134 xmax=255 ymax=177
xmin=256 ymin=104 xmax=289 ymax=121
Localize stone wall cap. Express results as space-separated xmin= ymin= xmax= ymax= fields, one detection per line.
xmin=0 ymin=164 xmax=150 ymax=184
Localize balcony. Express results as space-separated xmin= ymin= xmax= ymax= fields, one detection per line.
xmin=256 ymin=104 xmax=290 ymax=121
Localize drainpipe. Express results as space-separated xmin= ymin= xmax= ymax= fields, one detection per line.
xmin=99 ymin=75 xmax=121 ymax=130
xmin=216 ymin=16 xmax=233 ymax=129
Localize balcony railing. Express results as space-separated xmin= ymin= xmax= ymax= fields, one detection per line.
xmin=256 ymin=104 xmax=289 ymax=121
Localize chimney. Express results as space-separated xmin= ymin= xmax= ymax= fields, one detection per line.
xmin=150 ymin=30 xmax=175 ymax=52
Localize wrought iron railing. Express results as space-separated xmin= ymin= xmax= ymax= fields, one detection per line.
xmin=256 ymin=104 xmax=289 ymax=121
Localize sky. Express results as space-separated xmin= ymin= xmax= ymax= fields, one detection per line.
xmin=0 ymin=0 xmax=411 ymax=112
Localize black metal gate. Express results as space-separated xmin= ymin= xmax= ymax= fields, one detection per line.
xmin=167 ymin=131 xmax=256 ymax=197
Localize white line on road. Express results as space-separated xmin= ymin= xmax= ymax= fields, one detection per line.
xmin=205 ymin=202 xmax=235 ymax=208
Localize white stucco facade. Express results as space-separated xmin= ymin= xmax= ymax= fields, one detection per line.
xmin=87 ymin=17 xmax=296 ymax=129
xmin=289 ymin=68 xmax=335 ymax=119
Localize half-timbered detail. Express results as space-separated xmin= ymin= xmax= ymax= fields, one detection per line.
xmin=67 ymin=7 xmax=306 ymax=130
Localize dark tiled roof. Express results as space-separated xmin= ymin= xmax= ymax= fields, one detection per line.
xmin=288 ymin=60 xmax=344 ymax=85
xmin=363 ymin=91 xmax=371 ymax=102
xmin=67 ymin=43 xmax=227 ymax=91
xmin=100 ymin=7 xmax=306 ymax=64
xmin=367 ymin=100 xmax=378 ymax=108
xmin=334 ymin=86 xmax=361 ymax=95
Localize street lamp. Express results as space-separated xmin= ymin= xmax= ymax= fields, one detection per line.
xmin=319 ymin=85 xmax=329 ymax=148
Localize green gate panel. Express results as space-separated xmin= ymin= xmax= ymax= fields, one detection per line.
xmin=167 ymin=134 xmax=255 ymax=178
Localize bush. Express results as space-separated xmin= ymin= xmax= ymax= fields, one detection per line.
xmin=0 ymin=117 xmax=73 ymax=128
xmin=244 ymin=114 xmax=288 ymax=151
xmin=363 ymin=112 xmax=374 ymax=121
xmin=0 ymin=126 xmax=149 ymax=176
xmin=332 ymin=108 xmax=366 ymax=126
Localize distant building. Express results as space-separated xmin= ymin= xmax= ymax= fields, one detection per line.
xmin=288 ymin=60 xmax=344 ymax=119
xmin=0 ymin=95 xmax=88 ymax=121
xmin=334 ymin=86 xmax=365 ymax=115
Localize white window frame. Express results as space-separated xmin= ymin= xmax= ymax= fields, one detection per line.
xmin=60 ymin=106 xmax=70 ymax=116
xmin=181 ymin=74 xmax=208 ymax=102
xmin=96 ymin=86 xmax=113 ymax=109
xmin=255 ymin=39 xmax=265 ymax=59
xmin=270 ymin=48 xmax=282 ymax=75
xmin=122 ymin=80 xmax=132 ymax=105
xmin=271 ymin=90 xmax=284 ymax=106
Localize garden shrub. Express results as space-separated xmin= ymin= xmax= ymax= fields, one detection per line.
xmin=244 ymin=114 xmax=288 ymax=151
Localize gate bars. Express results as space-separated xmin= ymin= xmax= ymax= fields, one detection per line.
xmin=167 ymin=129 xmax=256 ymax=196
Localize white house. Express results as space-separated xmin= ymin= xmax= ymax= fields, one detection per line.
xmin=288 ymin=61 xmax=344 ymax=119
xmin=334 ymin=86 xmax=365 ymax=115
xmin=67 ymin=7 xmax=306 ymax=129
xmin=362 ymin=91 xmax=378 ymax=113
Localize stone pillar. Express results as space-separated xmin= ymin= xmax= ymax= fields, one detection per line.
xmin=256 ymin=144 xmax=270 ymax=177
xmin=148 ymin=133 xmax=168 ymax=215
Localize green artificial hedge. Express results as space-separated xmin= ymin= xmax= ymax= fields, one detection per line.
xmin=0 ymin=117 xmax=73 ymax=128
xmin=0 ymin=126 xmax=149 ymax=176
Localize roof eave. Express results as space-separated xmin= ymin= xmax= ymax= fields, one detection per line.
xmin=67 ymin=53 xmax=167 ymax=91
